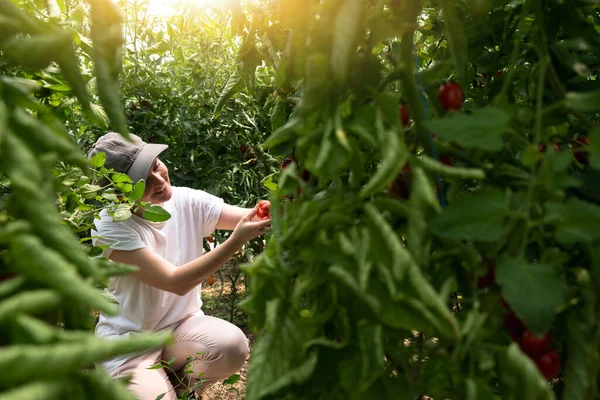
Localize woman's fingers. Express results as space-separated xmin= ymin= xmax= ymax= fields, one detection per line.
xmin=244 ymin=206 xmax=259 ymax=221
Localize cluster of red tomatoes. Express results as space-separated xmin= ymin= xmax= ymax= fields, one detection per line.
xmin=477 ymin=261 xmax=561 ymax=380
xmin=538 ymin=137 xmax=592 ymax=166
xmin=503 ymin=300 xmax=561 ymax=380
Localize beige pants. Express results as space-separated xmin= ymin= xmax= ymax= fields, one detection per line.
xmin=109 ymin=314 xmax=249 ymax=399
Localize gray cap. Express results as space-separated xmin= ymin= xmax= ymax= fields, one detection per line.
xmin=88 ymin=132 xmax=168 ymax=184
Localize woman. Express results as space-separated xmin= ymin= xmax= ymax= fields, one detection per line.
xmin=88 ymin=132 xmax=271 ymax=399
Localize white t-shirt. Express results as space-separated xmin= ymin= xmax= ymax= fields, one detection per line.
xmin=92 ymin=186 xmax=224 ymax=372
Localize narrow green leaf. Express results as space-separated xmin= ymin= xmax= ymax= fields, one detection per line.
xmin=500 ymin=343 xmax=556 ymax=400
xmin=0 ymin=333 xmax=172 ymax=387
xmin=565 ymin=90 xmax=600 ymax=112
xmin=11 ymin=235 xmax=118 ymax=314
xmin=357 ymin=321 xmax=384 ymax=391
xmin=214 ymin=69 xmax=244 ymax=117
xmin=331 ymin=0 xmax=364 ymax=84
xmin=0 ymin=290 xmax=61 ymax=322
xmin=79 ymin=369 xmax=137 ymax=400
xmin=0 ymin=381 xmax=64 ymax=400
xmin=439 ymin=0 xmax=468 ymax=88
xmin=359 ymin=113 xmax=408 ymax=198
xmin=3 ymin=33 xmax=71 ymax=70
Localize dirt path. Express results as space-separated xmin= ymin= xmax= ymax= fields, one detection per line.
xmin=199 ymin=267 xmax=251 ymax=400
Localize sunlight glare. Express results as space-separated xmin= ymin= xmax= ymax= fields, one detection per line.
xmin=147 ymin=0 xmax=226 ymax=17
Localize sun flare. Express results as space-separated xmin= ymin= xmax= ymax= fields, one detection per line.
xmin=146 ymin=0 xmax=227 ymax=17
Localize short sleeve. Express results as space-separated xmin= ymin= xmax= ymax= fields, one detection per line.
xmin=92 ymin=211 xmax=146 ymax=258
xmin=175 ymin=187 xmax=224 ymax=237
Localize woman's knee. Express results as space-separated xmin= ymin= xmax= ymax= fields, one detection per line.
xmin=217 ymin=325 xmax=249 ymax=371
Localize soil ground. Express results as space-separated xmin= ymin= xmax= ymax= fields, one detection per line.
xmin=197 ymin=266 xmax=251 ymax=400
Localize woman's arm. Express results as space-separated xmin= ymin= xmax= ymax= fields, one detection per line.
xmin=109 ymin=208 xmax=271 ymax=296
xmin=215 ymin=204 xmax=254 ymax=230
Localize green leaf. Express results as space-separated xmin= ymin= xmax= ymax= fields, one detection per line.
xmin=429 ymin=188 xmax=506 ymax=241
xmin=3 ymin=33 xmax=72 ymax=70
xmin=143 ymin=205 xmax=171 ymax=222
xmin=547 ymin=198 xmax=600 ymax=244
xmin=0 ymin=332 xmax=172 ymax=387
xmin=565 ymin=90 xmax=600 ymax=112
xmin=262 ymin=174 xmax=278 ymax=191
xmin=115 ymin=182 xmax=133 ymax=193
xmin=271 ymin=97 xmax=287 ymax=131
xmin=0 ymin=381 xmax=65 ymax=400
xmin=496 ymin=256 xmax=566 ymax=335
xmin=425 ymin=107 xmax=511 ymax=151
xmin=223 ymin=374 xmax=241 ymax=385
xmin=79 ymin=369 xmax=138 ymax=400
xmin=214 ymin=69 xmax=244 ymax=117
xmin=359 ymin=112 xmax=408 ymax=198
xmin=500 ymin=343 xmax=556 ymax=400
xmin=331 ymin=0 xmax=364 ymax=84
xmin=562 ymin=307 xmax=594 ymax=400
xmin=129 ymin=180 xmax=145 ymax=201
xmin=357 ymin=321 xmax=384 ymax=391
xmin=90 ymin=152 xmax=106 ymax=168
xmin=112 ymin=172 xmax=132 ymax=183
xmin=439 ymin=0 xmax=468 ymax=88
xmin=80 ymin=184 xmax=102 ymax=199
xmin=112 ymin=204 xmax=132 ymax=222
xmin=245 ymin=318 xmax=318 ymax=400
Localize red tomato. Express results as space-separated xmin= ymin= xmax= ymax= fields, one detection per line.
xmin=207 ymin=275 xmax=215 ymax=286
xmin=240 ymin=144 xmax=247 ymax=153
xmin=257 ymin=200 xmax=271 ymax=220
xmin=521 ymin=331 xmax=551 ymax=356
xmin=534 ymin=351 xmax=561 ymax=380
xmin=538 ymin=142 xmax=561 ymax=153
xmin=387 ymin=173 xmax=410 ymax=200
xmin=477 ymin=262 xmax=495 ymax=289
xmin=281 ymin=157 xmax=293 ymax=169
xmin=438 ymin=82 xmax=463 ymax=111
xmin=573 ymin=137 xmax=591 ymax=165
xmin=300 ymin=169 xmax=311 ymax=182
xmin=439 ymin=155 xmax=452 ymax=166
xmin=399 ymin=104 xmax=410 ymax=126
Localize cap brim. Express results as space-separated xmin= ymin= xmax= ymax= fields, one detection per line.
xmin=127 ymin=143 xmax=168 ymax=184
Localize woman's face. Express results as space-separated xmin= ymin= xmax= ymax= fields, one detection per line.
xmin=140 ymin=158 xmax=172 ymax=204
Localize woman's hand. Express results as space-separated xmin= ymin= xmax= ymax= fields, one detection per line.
xmin=230 ymin=206 xmax=271 ymax=245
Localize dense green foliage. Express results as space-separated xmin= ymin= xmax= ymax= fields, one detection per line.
xmin=3 ymin=0 xmax=600 ymax=399
xmin=231 ymin=1 xmax=600 ymax=399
